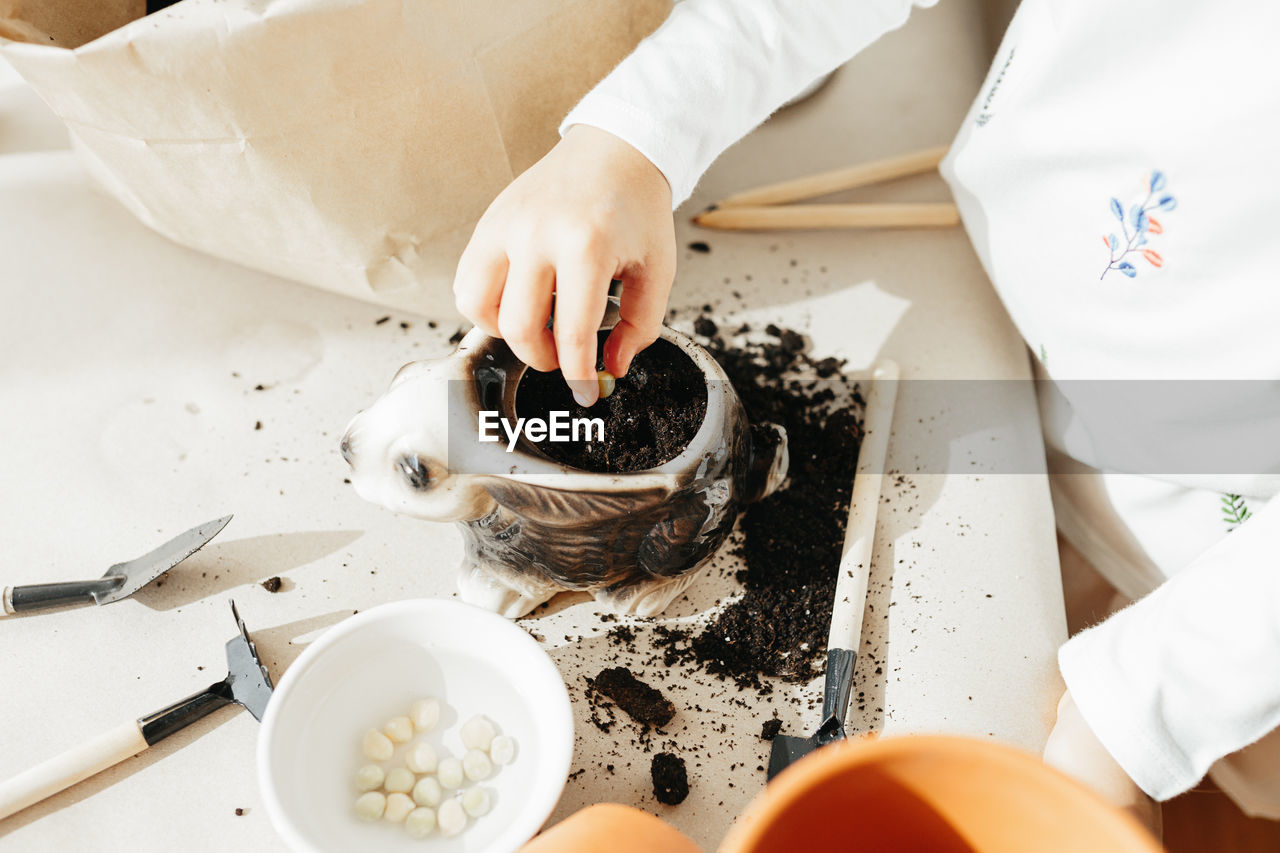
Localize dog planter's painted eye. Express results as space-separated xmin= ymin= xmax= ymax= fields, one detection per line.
xmin=398 ymin=454 xmax=436 ymax=490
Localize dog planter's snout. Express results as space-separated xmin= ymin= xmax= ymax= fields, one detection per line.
xmin=344 ymin=303 xmax=788 ymax=618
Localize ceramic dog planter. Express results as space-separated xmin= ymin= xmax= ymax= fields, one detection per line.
xmin=341 ymin=301 xmax=788 ymax=618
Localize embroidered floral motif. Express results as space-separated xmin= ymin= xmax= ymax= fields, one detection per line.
xmin=1100 ymin=171 xmax=1177 ymax=280
xmin=1222 ymin=493 xmax=1253 ymax=532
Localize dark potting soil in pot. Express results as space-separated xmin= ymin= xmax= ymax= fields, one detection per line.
xmin=514 ymin=335 xmax=707 ymax=472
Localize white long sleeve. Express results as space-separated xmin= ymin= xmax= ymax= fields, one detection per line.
xmin=561 ymin=0 xmax=936 ymax=205
xmin=1059 ymin=493 xmax=1280 ymax=803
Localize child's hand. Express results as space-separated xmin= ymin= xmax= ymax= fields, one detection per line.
xmin=1043 ymin=690 xmax=1162 ymax=837
xmin=453 ymin=125 xmax=676 ymax=407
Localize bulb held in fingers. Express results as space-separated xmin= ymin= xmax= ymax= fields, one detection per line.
xmin=597 ymin=370 xmax=617 ymax=399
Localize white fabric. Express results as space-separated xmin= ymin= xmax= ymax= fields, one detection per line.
xmin=561 ymin=0 xmax=1280 ymax=814
xmin=561 ymin=0 xmax=937 ymax=205
xmin=1051 ymin=455 xmax=1280 ymax=813
xmin=1058 ymin=487 xmax=1280 ymax=809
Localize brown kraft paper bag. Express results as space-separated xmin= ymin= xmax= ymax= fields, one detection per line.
xmin=0 ymin=0 xmax=670 ymax=315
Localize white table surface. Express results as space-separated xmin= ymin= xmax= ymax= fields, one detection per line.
xmin=0 ymin=2 xmax=1066 ymax=850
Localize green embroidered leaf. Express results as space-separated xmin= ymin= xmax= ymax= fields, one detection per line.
xmin=1221 ymin=493 xmax=1253 ymax=531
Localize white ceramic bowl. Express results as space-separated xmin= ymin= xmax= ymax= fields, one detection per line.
xmin=257 ymin=599 xmax=574 ymax=853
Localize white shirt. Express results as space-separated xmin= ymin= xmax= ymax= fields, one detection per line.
xmin=562 ymin=0 xmax=1280 ymax=814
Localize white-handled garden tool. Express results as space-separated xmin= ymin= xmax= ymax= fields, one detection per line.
xmin=767 ymin=360 xmax=899 ymax=779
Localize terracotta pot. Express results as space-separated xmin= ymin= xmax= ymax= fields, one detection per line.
xmin=719 ymin=735 xmax=1163 ymax=853
xmin=341 ymin=298 xmax=788 ymax=618
xmin=519 ymin=803 xmax=703 ymax=853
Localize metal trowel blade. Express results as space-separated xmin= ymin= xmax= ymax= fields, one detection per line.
xmin=766 ymin=715 xmax=846 ymax=781
xmin=94 ymin=515 xmax=233 ymax=604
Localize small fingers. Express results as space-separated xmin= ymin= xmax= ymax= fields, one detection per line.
xmin=452 ymin=243 xmax=507 ymax=337
xmin=497 ymin=261 xmax=557 ymax=372
xmin=553 ymin=255 xmax=615 ymax=407
xmin=603 ymin=265 xmax=673 ymax=377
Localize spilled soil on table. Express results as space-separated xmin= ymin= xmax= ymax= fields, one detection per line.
xmin=649 ymin=320 xmax=864 ymax=691
xmin=532 ymin=314 xmax=865 ymax=808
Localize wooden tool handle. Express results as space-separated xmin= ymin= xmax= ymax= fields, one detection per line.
xmin=719 ymin=144 xmax=950 ymax=207
xmin=828 ymin=361 xmax=900 ymax=654
xmin=693 ymin=203 xmax=959 ymax=231
xmin=0 ymin=720 xmax=148 ymax=819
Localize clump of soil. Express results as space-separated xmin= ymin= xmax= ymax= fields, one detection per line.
xmin=760 ymin=718 xmax=783 ymax=740
xmin=653 ymin=319 xmax=863 ymax=690
xmin=693 ymin=316 xmax=718 ymax=337
xmin=515 ymin=335 xmax=706 ymax=472
xmin=590 ymin=667 xmax=675 ymax=728
xmin=260 ymin=576 xmax=283 ymax=593
xmin=650 ymin=753 xmax=689 ymax=805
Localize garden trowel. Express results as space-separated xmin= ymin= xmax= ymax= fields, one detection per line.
xmin=1 ymin=515 xmax=232 ymax=616
xmin=0 ymin=599 xmax=273 ymax=819
xmin=767 ymin=361 xmax=899 ymax=780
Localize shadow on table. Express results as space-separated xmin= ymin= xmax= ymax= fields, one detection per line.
xmin=0 ymin=703 xmax=239 ymax=839
xmin=132 ymin=529 xmax=363 ymax=611
xmin=0 ymin=609 xmax=351 ymax=838
xmin=251 ymin=608 xmax=356 ymax=675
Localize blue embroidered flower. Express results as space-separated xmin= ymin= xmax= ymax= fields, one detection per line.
xmin=1101 ymin=171 xmax=1175 ymax=280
